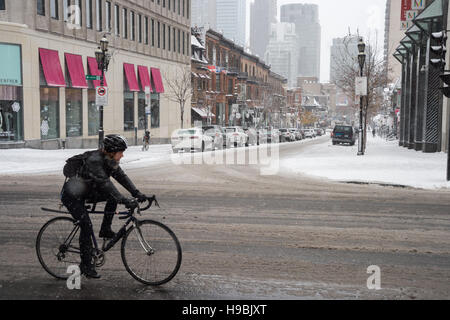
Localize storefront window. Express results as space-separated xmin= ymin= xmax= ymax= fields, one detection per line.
xmin=151 ymin=93 xmax=160 ymax=128
xmin=0 ymin=86 xmax=24 ymax=142
xmin=124 ymin=91 xmax=134 ymax=131
xmin=88 ymin=89 xmax=99 ymax=136
xmin=138 ymin=92 xmax=147 ymax=130
xmin=40 ymin=87 xmax=60 ymax=140
xmin=65 ymin=88 xmax=82 ymax=137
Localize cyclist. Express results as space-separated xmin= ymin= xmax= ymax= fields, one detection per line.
xmin=61 ymin=134 xmax=148 ymax=279
xmin=142 ymin=130 xmax=150 ymax=151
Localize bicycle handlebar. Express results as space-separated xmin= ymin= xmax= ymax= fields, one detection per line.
xmin=118 ymin=196 xmax=159 ymax=220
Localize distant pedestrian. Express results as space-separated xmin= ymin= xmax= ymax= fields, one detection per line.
xmin=372 ymin=128 xmax=376 ymax=138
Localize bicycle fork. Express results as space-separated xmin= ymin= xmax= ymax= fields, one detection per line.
xmin=134 ymin=223 xmax=155 ymax=256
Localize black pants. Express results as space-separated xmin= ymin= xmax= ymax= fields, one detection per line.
xmin=61 ymin=191 xmax=118 ymax=267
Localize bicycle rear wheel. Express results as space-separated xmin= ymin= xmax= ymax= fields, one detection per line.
xmin=36 ymin=217 xmax=80 ymax=280
xmin=121 ymin=220 xmax=182 ymax=286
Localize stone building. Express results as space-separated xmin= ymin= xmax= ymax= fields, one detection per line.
xmin=0 ymin=0 xmax=191 ymax=149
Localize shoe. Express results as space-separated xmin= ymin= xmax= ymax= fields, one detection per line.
xmin=99 ymin=228 xmax=116 ymax=239
xmin=80 ymin=264 xmax=101 ymax=279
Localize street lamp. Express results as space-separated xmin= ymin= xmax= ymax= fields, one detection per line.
xmin=357 ymin=37 xmax=366 ymax=156
xmin=95 ymin=35 xmax=111 ymax=149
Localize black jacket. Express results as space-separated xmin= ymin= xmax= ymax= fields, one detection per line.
xmin=63 ymin=150 xmax=139 ymax=203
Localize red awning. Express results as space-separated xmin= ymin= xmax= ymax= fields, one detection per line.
xmin=87 ymin=57 xmax=108 ymax=87
xmin=124 ymin=63 xmax=140 ymax=92
xmin=65 ymin=53 xmax=88 ymax=89
xmin=138 ymin=66 xmax=152 ymax=92
xmin=150 ymin=68 xmax=165 ymax=93
xmin=39 ymin=48 xmax=65 ymax=87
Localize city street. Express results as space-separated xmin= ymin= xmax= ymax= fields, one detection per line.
xmin=0 ymin=137 xmax=449 ymax=300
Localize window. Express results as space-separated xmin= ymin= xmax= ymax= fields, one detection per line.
xmin=138 ymin=93 xmax=146 ymax=130
xmin=151 ymin=94 xmax=160 ymax=128
xmin=173 ymin=0 xmax=175 ymax=12
xmin=96 ymin=0 xmax=102 ymax=31
xmin=87 ymin=90 xmax=99 ymax=136
xmin=64 ymin=0 xmax=69 ymax=21
xmin=105 ymin=1 xmax=111 ymax=31
xmin=163 ymin=0 xmax=165 ymax=8
xmin=130 ymin=11 xmax=135 ymax=41
xmin=86 ymin=0 xmax=92 ymax=29
xmin=178 ymin=29 xmax=180 ymax=53
xmin=50 ymin=0 xmax=58 ymax=19
xmin=168 ymin=0 xmax=171 ymax=10
xmin=163 ymin=24 xmax=166 ymax=50
xmin=182 ymin=31 xmax=185 ymax=55
xmin=74 ymin=0 xmax=82 ymax=26
xmin=173 ymin=28 xmax=176 ymax=52
xmin=216 ymin=74 xmax=220 ymax=92
xmin=145 ymin=17 xmax=148 ymax=44
xmin=138 ymin=14 xmax=142 ymax=43
xmin=123 ymin=92 xmax=134 ymax=131
xmin=178 ymin=0 xmax=180 ymax=15
xmin=157 ymin=21 xmax=160 ymax=48
xmin=182 ymin=0 xmax=185 ymax=17
xmin=114 ymin=4 xmax=119 ymax=35
xmin=66 ymin=88 xmax=83 ymax=137
xmin=187 ymin=0 xmax=189 ymax=18
xmin=0 ymin=0 xmax=5 ymax=10
xmin=151 ymin=19 xmax=155 ymax=46
xmin=123 ymin=8 xmax=127 ymax=39
xmin=168 ymin=26 xmax=171 ymax=51
xmin=37 ymin=0 xmax=45 ymax=16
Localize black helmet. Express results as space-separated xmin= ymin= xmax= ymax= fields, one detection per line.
xmin=103 ymin=134 xmax=128 ymax=153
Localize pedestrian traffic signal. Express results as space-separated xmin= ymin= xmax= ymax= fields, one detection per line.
xmin=429 ymin=31 xmax=448 ymax=69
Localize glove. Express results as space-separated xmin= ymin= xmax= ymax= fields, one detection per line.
xmin=132 ymin=190 xmax=147 ymax=203
xmin=123 ymin=198 xmax=139 ymax=210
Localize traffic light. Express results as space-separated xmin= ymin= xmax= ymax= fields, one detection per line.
xmin=429 ymin=31 xmax=448 ymax=69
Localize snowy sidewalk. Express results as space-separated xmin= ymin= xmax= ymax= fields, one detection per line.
xmin=0 ymin=144 xmax=173 ymax=175
xmin=280 ymin=136 xmax=450 ymax=190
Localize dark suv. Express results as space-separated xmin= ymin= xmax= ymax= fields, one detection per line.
xmin=332 ymin=125 xmax=356 ymax=146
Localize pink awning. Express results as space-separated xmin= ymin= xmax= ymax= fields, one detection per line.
xmin=39 ymin=48 xmax=65 ymax=87
xmin=65 ymin=53 xmax=88 ymax=88
xmin=138 ymin=66 xmax=152 ymax=92
xmin=124 ymin=63 xmax=139 ymax=92
xmin=87 ymin=57 xmax=108 ymax=87
xmin=150 ymin=68 xmax=165 ymax=93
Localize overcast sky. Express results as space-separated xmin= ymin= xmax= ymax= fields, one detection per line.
xmin=247 ymin=0 xmax=387 ymax=83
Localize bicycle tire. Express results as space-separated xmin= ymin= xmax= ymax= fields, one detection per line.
xmin=121 ymin=220 xmax=182 ymax=286
xmin=36 ymin=216 xmax=80 ymax=280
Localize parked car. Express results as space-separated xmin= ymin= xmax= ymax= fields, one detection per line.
xmin=289 ymin=128 xmax=302 ymax=141
xmin=203 ymin=125 xmax=226 ymax=150
xmin=257 ymin=129 xmax=269 ymax=144
xmin=278 ymin=129 xmax=293 ymax=142
xmin=314 ymin=128 xmax=324 ymax=137
xmin=332 ymin=125 xmax=356 ymax=146
xmin=171 ymin=128 xmax=214 ymax=153
xmin=224 ymin=126 xmax=248 ymax=148
xmin=271 ymin=129 xmax=280 ymax=143
xmin=304 ymin=128 xmax=316 ymax=139
xmin=244 ymin=128 xmax=258 ymax=146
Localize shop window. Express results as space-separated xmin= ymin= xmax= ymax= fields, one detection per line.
xmin=151 ymin=93 xmax=160 ymax=128
xmin=40 ymin=87 xmax=60 ymax=140
xmin=37 ymin=0 xmax=45 ymax=16
xmin=0 ymin=87 xmax=24 ymax=142
xmin=138 ymin=93 xmax=147 ymax=130
xmin=65 ymin=88 xmax=83 ymax=137
xmin=124 ymin=91 xmax=134 ymax=131
xmin=88 ymin=89 xmax=99 ymax=136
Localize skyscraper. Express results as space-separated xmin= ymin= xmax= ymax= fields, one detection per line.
xmin=216 ymin=0 xmax=246 ymax=47
xmin=191 ymin=0 xmax=217 ymax=30
xmin=280 ymin=3 xmax=321 ymax=79
xmin=330 ymin=35 xmax=360 ymax=84
xmin=250 ymin=0 xmax=277 ymax=59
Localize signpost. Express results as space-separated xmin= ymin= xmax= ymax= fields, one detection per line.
xmin=95 ymin=86 xmax=108 ymax=106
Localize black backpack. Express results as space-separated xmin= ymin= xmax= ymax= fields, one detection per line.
xmin=63 ymin=152 xmax=89 ymax=178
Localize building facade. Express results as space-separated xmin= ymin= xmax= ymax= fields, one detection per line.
xmin=0 ymin=0 xmax=191 ymax=149
xmin=329 ymin=35 xmax=360 ymax=85
xmin=250 ymin=0 xmax=277 ymax=59
xmin=191 ymin=0 xmax=216 ymax=30
xmin=216 ymin=0 xmax=246 ymax=47
xmin=280 ymin=3 xmax=321 ymax=79
xmin=265 ymin=22 xmax=298 ymax=88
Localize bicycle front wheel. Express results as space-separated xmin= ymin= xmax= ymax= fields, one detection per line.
xmin=121 ymin=220 xmax=182 ymax=286
xmin=36 ymin=217 xmax=80 ymax=280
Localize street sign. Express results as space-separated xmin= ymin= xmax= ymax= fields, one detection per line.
xmin=145 ymin=86 xmax=151 ymax=106
xmin=355 ymin=77 xmax=368 ymax=96
xmin=86 ymin=75 xmax=101 ymax=81
xmin=145 ymin=106 xmax=151 ymax=115
xmin=96 ymin=86 xmax=108 ymax=106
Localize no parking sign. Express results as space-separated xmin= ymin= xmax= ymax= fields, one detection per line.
xmin=96 ymin=86 xmax=108 ymax=106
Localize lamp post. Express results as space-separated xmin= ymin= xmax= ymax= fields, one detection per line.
xmin=95 ymin=35 xmax=111 ymax=149
xmin=357 ymin=37 xmax=366 ymax=156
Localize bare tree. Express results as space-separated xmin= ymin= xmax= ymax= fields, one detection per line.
xmin=331 ymin=32 xmax=392 ymax=150
xmin=164 ymin=66 xmax=192 ymax=129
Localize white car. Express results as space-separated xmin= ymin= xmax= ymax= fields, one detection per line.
xmin=224 ymin=127 xmax=248 ymax=148
xmin=171 ymin=128 xmax=214 ymax=153
xmin=304 ymin=129 xmax=316 ymax=139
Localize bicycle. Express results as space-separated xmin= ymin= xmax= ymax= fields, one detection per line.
xmin=36 ymin=196 xmax=182 ymax=286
